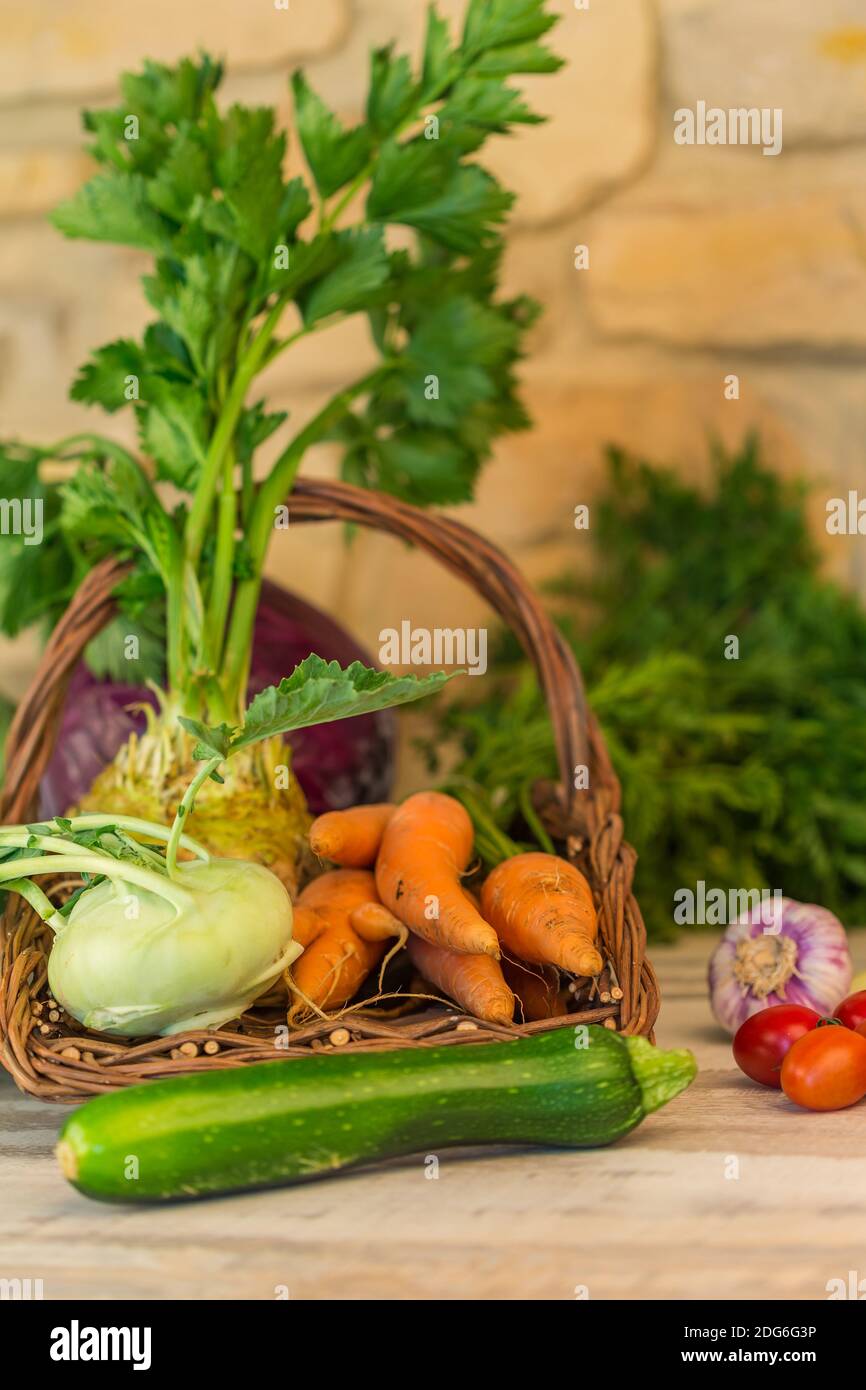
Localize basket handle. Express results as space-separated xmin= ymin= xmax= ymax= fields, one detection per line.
xmin=0 ymin=480 xmax=615 ymax=824
xmin=289 ymin=479 xmax=607 ymax=798
xmin=1 ymin=557 xmax=130 ymax=823
xmin=0 ymin=480 xmax=654 ymax=1036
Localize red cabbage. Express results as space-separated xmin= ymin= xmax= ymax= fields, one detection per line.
xmin=40 ymin=581 xmax=395 ymax=818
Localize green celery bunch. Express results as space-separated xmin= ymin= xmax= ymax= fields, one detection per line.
xmin=0 ymin=0 xmax=562 ymax=725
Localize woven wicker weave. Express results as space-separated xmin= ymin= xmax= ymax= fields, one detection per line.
xmin=0 ymin=478 xmax=659 ymax=1101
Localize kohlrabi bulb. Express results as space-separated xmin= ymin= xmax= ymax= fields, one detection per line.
xmin=48 ymin=858 xmax=300 ymax=1036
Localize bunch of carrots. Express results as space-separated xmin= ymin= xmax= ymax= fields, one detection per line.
xmin=282 ymin=791 xmax=606 ymax=1027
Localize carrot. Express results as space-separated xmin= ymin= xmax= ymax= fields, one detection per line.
xmin=255 ymin=904 xmax=325 ymax=1007
xmin=308 ymin=803 xmax=395 ymax=867
xmin=299 ymin=868 xmax=380 ymax=916
xmin=349 ymin=900 xmax=407 ymax=944
xmin=502 ymin=957 xmax=569 ymax=1022
xmin=287 ymin=870 xmax=385 ymax=1021
xmin=407 ymin=934 xmax=514 ymax=1025
xmin=290 ymin=904 xmax=328 ymax=948
xmin=375 ymin=791 xmax=500 ymax=957
xmin=348 ymin=901 xmax=408 ymax=985
xmin=480 ymin=852 xmax=603 ymax=977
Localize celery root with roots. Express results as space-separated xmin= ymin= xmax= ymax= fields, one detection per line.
xmin=77 ymin=708 xmax=312 ymax=895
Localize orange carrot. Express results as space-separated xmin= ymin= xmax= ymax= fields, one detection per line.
xmin=348 ymin=901 xmax=408 ymax=985
xmin=256 ymin=904 xmax=324 ymax=1005
xmin=407 ymin=934 xmax=514 ymax=1025
xmin=349 ymin=900 xmax=407 ymax=944
xmin=502 ymin=957 xmax=569 ymax=1022
xmin=299 ymin=868 xmax=379 ymax=915
xmin=308 ymin=803 xmax=395 ymax=867
xmin=287 ymin=870 xmax=385 ymax=1021
xmin=290 ymin=904 xmax=327 ymax=948
xmin=481 ymin=852 xmax=602 ymax=977
xmin=375 ymin=791 xmax=499 ymax=957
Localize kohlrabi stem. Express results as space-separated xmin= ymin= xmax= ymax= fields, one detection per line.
xmin=66 ymin=816 xmax=210 ymax=862
xmin=185 ymin=297 xmax=288 ymax=571
xmin=220 ymin=366 xmax=393 ymax=711
xmin=3 ymin=878 xmax=66 ymax=929
xmin=166 ymin=756 xmax=222 ymax=880
xmin=0 ymin=834 xmax=114 ymax=865
xmin=0 ymin=857 xmax=194 ymax=913
xmin=4 ymin=816 xmax=211 ymax=863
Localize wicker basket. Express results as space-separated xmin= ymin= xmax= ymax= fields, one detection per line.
xmin=0 ymin=478 xmax=659 ymax=1101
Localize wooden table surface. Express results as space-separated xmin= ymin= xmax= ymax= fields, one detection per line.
xmin=2 ymin=931 xmax=865 ymax=1301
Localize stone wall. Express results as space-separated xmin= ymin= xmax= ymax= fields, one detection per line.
xmin=1 ymin=0 xmax=866 ymax=694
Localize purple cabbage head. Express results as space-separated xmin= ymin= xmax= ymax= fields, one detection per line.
xmin=40 ymin=581 xmax=395 ymax=818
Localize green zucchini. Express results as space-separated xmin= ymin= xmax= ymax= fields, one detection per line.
xmin=56 ymin=1026 xmax=696 ymax=1202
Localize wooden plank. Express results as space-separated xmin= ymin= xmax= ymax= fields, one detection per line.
xmin=1 ymin=930 xmax=864 ymax=1300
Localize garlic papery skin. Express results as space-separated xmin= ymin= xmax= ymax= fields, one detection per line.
xmin=708 ymin=896 xmax=852 ymax=1035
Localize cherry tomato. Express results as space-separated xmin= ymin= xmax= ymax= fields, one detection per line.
xmin=781 ymin=1024 xmax=866 ymax=1111
xmin=732 ymin=1005 xmax=821 ymax=1088
xmin=834 ymin=990 xmax=866 ymax=1031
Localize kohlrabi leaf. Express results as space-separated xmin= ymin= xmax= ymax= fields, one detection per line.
xmin=235 ymin=657 xmax=454 ymax=748
xmin=177 ymin=718 xmax=235 ymax=763
xmin=187 ymin=657 xmax=456 ymax=764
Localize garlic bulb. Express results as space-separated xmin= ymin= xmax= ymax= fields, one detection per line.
xmin=708 ymin=897 xmax=852 ymax=1035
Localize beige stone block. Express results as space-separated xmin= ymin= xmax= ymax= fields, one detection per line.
xmin=478 ymin=0 xmax=657 ymax=225
xmin=0 ymin=0 xmax=348 ymax=102
xmin=0 ymin=222 xmax=148 ymax=436
xmin=258 ymin=315 xmax=378 ymax=399
xmin=661 ymin=0 xmax=866 ymax=146
xmin=586 ymin=175 xmax=866 ymax=350
xmin=479 ymin=366 xmax=866 ymax=596
xmin=0 ymin=149 xmax=93 ymax=219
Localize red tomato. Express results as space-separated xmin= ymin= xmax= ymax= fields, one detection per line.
xmin=732 ymin=1005 xmax=821 ymax=1088
xmin=781 ymin=1025 xmax=866 ymax=1111
xmin=834 ymin=990 xmax=866 ymax=1031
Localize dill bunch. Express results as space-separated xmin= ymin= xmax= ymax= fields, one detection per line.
xmin=426 ymin=439 xmax=866 ymax=937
